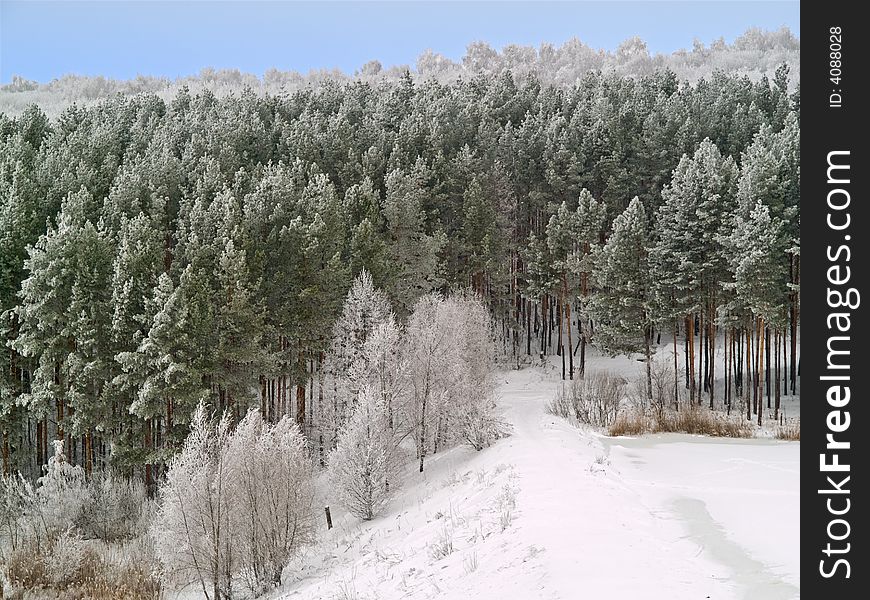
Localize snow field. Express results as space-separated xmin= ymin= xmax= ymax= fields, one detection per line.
xmin=270 ymin=356 xmax=798 ymax=600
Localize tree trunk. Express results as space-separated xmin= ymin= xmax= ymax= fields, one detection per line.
xmin=296 ymin=352 xmax=306 ymax=427
xmin=672 ymin=323 xmax=679 ymax=410
xmin=526 ymin=298 xmax=532 ymax=356
xmin=765 ymin=326 xmax=771 ymax=408
xmin=735 ymin=328 xmax=741 ymax=396
xmin=699 ymin=310 xmax=705 ymax=396
xmin=85 ymin=430 xmax=93 ymax=476
xmin=708 ymin=305 xmax=715 ymax=409
xmin=790 ymin=255 xmax=799 ymax=394
xmin=565 ymin=288 xmax=574 ymax=380
xmin=684 ymin=317 xmax=690 ymax=391
xmin=296 ymin=383 xmax=306 ymax=428
xmin=775 ymin=329 xmax=781 ymax=421
xmin=645 ymin=328 xmax=653 ymax=403
xmin=145 ymin=418 xmax=153 ymax=495
xmin=36 ymin=419 xmax=43 ymax=468
xmin=556 ymin=297 xmax=565 ymax=381
xmin=419 ymin=392 xmax=427 ymax=473
xmin=725 ymin=328 xmax=731 ymax=415
xmin=688 ymin=315 xmax=696 ymax=405
xmin=782 ymin=326 xmax=788 ymax=395
xmin=745 ymin=325 xmax=751 ymax=421
xmin=549 ymin=294 xmax=555 ymax=352
xmin=757 ymin=317 xmax=765 ymax=426
xmin=750 ymin=318 xmax=761 ymax=415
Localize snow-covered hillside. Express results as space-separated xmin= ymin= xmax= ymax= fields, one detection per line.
xmin=265 ymin=360 xmax=799 ymax=600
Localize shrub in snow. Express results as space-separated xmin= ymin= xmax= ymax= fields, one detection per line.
xmin=77 ymin=471 xmax=153 ymax=542
xmin=153 ymin=404 xmax=314 ymax=599
xmin=4 ymin=530 xmax=162 ymax=598
xmin=463 ymin=551 xmax=479 ymax=574
xmin=626 ymin=355 xmax=682 ymax=417
xmin=25 ymin=440 xmax=89 ymax=545
xmin=455 ymin=396 xmax=510 ymax=451
xmin=47 ymin=527 xmax=87 ymax=588
xmin=549 ymin=371 xmax=623 ymax=427
xmin=328 ymin=385 xmax=405 ymax=521
xmin=0 ymin=473 xmax=35 ymax=555
xmin=776 ymin=419 xmax=800 ymax=441
xmin=152 ymin=405 xmax=235 ymax=600
xmin=428 ymin=524 xmax=455 ymax=560
xmin=225 ymin=410 xmax=315 ymax=594
xmin=496 ymin=483 xmax=518 ymax=532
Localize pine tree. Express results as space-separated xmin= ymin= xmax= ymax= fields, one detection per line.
xmin=328 ymin=385 xmax=403 ymax=520
xmin=588 ymin=197 xmax=654 ymax=400
xmin=105 ymin=212 xmax=165 ymax=477
xmin=651 ymin=139 xmax=738 ymax=406
xmin=15 ymin=187 xmax=112 ymax=469
xmin=323 ymin=270 xmax=393 ymax=446
xmin=213 ymin=240 xmax=265 ymax=416
xmin=522 ymin=232 xmax=558 ymax=357
xmin=383 ymin=167 xmax=446 ymax=316
xmin=726 ymin=201 xmax=789 ymax=424
xmin=572 ymin=189 xmax=607 ymax=377
xmin=122 ymin=270 xmax=210 ymax=450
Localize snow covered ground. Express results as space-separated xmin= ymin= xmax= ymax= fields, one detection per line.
xmin=603 ymin=434 xmax=799 ymax=597
xmin=264 ymin=356 xmax=799 ymax=600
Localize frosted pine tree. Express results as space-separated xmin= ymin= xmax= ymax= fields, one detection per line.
xmin=119 ymin=268 xmax=210 ymax=454
xmin=588 ymin=197 xmax=654 ymax=400
xmin=15 ymin=187 xmax=110 ymax=468
xmin=63 ymin=219 xmax=114 ymax=472
xmin=650 ymin=139 xmax=738 ymax=406
xmin=106 ymin=212 xmax=165 ymax=477
xmin=546 ymin=200 xmax=578 ymax=379
xmin=328 ymin=385 xmax=404 ymax=520
xmin=213 ymin=239 xmax=265 ymax=417
xmin=573 ymin=189 xmax=607 ymax=377
xmin=383 ymin=166 xmax=446 ymax=316
xmin=323 ymin=270 xmax=392 ymax=447
xmin=737 ymin=114 xmax=800 ymax=397
xmin=521 ymin=232 xmax=558 ymax=357
xmin=726 ymin=201 xmax=789 ymax=424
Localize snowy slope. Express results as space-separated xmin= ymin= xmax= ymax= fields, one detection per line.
xmin=267 ymin=356 xmax=798 ymax=600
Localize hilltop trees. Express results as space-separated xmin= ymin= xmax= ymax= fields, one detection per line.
xmin=0 ymin=65 xmax=799 ymax=481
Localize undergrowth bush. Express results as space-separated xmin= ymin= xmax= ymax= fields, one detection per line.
xmin=776 ymin=419 xmax=801 ymax=440
xmin=0 ymin=442 xmax=161 ymax=599
xmin=4 ymin=532 xmax=160 ymax=599
xmin=608 ymin=405 xmax=754 ymax=438
xmin=547 ymin=371 xmax=623 ymax=427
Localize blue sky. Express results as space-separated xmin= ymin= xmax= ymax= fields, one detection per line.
xmin=0 ymin=1 xmax=799 ymax=84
